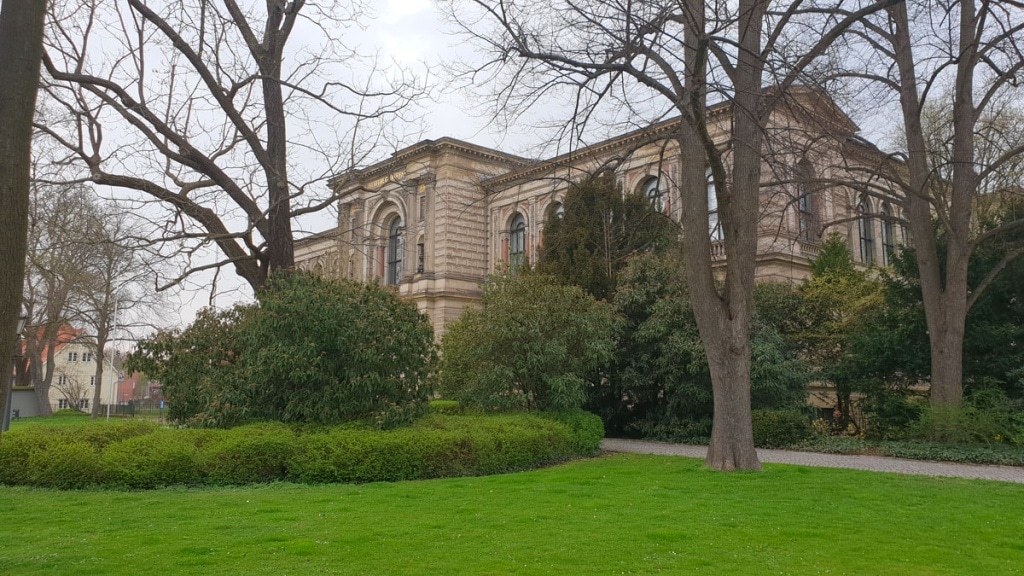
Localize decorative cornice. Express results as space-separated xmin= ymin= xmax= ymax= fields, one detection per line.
xmin=328 ymin=137 xmax=533 ymax=190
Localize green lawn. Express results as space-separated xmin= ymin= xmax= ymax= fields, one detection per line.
xmin=1 ymin=454 xmax=1022 ymax=575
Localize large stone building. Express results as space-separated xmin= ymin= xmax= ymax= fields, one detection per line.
xmin=296 ymin=88 xmax=902 ymax=337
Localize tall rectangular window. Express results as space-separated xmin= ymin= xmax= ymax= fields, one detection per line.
xmin=858 ymin=198 xmax=874 ymax=264
xmin=417 ymin=243 xmax=425 ymax=274
xmin=387 ymin=219 xmax=404 ymax=285
xmin=509 ymin=214 xmax=527 ymax=273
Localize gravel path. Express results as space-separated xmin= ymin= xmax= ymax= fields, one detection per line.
xmin=601 ymin=438 xmax=1024 ymax=484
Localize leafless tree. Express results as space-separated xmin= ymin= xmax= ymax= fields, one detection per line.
xmin=838 ymin=0 xmax=1024 ymax=406
xmin=440 ymin=0 xmax=896 ymax=470
xmin=37 ymin=0 xmax=425 ymax=295
xmin=0 ymin=0 xmax=47 ymax=442
xmin=21 ymin=183 xmax=102 ymax=416
xmin=78 ymin=205 xmax=168 ymax=418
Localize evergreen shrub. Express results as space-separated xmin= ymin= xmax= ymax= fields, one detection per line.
xmin=440 ymin=274 xmax=617 ymax=412
xmin=751 ymin=409 xmax=812 ymax=448
xmin=129 ymin=272 xmax=437 ymax=428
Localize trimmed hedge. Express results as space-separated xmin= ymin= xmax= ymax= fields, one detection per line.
xmin=0 ymin=411 xmax=603 ymax=490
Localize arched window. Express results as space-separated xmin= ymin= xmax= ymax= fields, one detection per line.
xmin=880 ymin=203 xmax=895 ymax=266
xmin=552 ymin=202 xmax=565 ymax=220
xmin=857 ymin=197 xmax=874 ymax=264
xmin=707 ymin=170 xmax=722 ymax=241
xmin=642 ymin=177 xmax=663 ymax=213
xmin=509 ymin=213 xmax=526 ymax=273
xmin=386 ymin=218 xmax=404 ymax=285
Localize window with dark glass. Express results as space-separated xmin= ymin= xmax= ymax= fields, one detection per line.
xmin=796 ymin=159 xmax=817 ymax=242
xmin=386 ymin=218 xmax=404 ymax=285
xmin=417 ymin=242 xmax=425 ymax=274
xmin=858 ymin=197 xmax=874 ymax=264
xmin=509 ymin=214 xmax=526 ymax=272
xmin=642 ymin=177 xmax=663 ymax=213
xmin=881 ymin=204 xmax=895 ymax=266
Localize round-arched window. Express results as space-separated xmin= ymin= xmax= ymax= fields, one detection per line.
xmin=642 ymin=177 xmax=663 ymax=212
xmin=509 ymin=213 xmax=526 ymax=272
xmin=387 ymin=217 xmax=404 ymax=285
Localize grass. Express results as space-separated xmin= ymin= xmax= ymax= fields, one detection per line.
xmin=1 ymin=454 xmax=1022 ymax=575
xmin=10 ymin=412 xmax=147 ymax=428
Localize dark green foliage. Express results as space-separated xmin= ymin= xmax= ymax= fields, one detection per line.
xmin=594 ymin=253 xmax=810 ymax=437
xmin=751 ymin=410 xmax=813 ymax=448
xmin=0 ymin=411 xmax=603 ymax=489
xmin=873 ymin=441 xmax=1024 ymax=466
xmin=440 ymin=274 xmax=618 ymax=411
xmin=128 ymin=272 xmax=437 ymax=428
xmin=796 ymin=435 xmax=1024 ymax=466
xmin=236 ymin=273 xmax=436 ymax=427
xmin=127 ymin=306 xmax=250 ymax=427
xmin=858 ymin=388 xmax=923 ymax=440
xmin=537 ymin=172 xmax=678 ymax=301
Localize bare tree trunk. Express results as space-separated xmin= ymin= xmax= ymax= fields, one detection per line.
xmin=704 ymin=337 xmax=760 ymax=470
xmin=0 ymin=0 xmax=46 ymax=440
xmin=888 ymin=1 xmax=979 ymax=407
xmin=35 ymin=336 xmax=57 ymax=416
xmin=91 ymin=339 xmax=107 ymax=418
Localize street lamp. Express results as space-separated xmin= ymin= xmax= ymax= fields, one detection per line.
xmin=3 ymin=305 xmax=29 ymax=432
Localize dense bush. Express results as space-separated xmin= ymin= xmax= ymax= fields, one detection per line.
xmin=101 ymin=429 xmax=206 ymax=489
xmin=440 ymin=274 xmax=618 ymax=411
xmin=908 ymin=405 xmax=1015 ymax=445
xmin=0 ymin=411 xmax=603 ymax=489
xmin=751 ymin=410 xmax=813 ymax=448
xmin=536 ymin=172 xmax=678 ymax=301
xmin=595 ymin=253 xmax=810 ymax=437
xmin=129 ymin=272 xmax=437 ymax=428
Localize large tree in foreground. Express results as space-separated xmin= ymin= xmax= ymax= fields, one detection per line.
xmin=38 ymin=0 xmax=423 ymax=294
xmin=0 ymin=0 xmax=47 ymax=442
xmin=441 ymin=0 xmax=894 ymax=470
xmin=842 ymin=0 xmax=1024 ymax=405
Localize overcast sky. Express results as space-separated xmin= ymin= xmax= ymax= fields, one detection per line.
xmin=166 ymin=1 xmax=519 ymax=328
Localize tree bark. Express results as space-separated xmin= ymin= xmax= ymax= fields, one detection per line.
xmin=888 ymin=1 xmax=979 ymax=407
xmin=677 ymin=0 xmax=764 ymax=471
xmin=705 ymin=345 xmax=760 ymax=470
xmin=0 ymin=0 xmax=47 ymax=439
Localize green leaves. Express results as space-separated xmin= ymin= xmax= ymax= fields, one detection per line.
xmin=440 ymin=273 xmax=617 ymax=412
xmin=127 ymin=272 xmax=437 ymax=428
